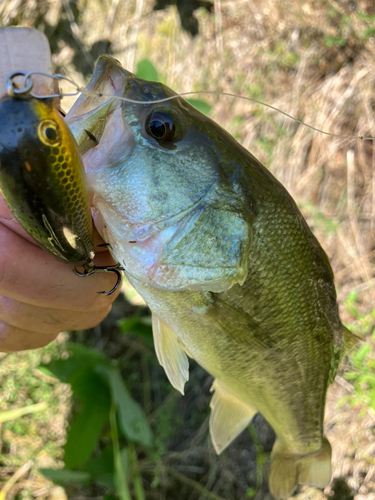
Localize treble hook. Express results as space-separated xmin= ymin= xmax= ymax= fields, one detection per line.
xmin=73 ymin=262 xmax=125 ymax=296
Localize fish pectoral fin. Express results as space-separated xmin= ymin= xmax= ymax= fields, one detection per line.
xmin=152 ymin=313 xmax=189 ymax=395
xmin=269 ymin=438 xmax=332 ymax=500
xmin=209 ymin=379 xmax=257 ymax=454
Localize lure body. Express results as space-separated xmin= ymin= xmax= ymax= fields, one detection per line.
xmin=0 ymin=96 xmax=94 ymax=265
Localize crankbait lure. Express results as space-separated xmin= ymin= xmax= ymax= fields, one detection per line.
xmin=0 ymin=71 xmax=122 ymax=295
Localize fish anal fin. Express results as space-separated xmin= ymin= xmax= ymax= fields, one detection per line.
xmin=151 ymin=313 xmax=189 ymax=395
xmin=209 ymin=379 xmax=257 ymax=454
xmin=269 ymin=438 xmax=332 ymax=500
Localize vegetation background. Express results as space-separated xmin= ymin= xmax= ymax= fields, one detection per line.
xmin=0 ymin=0 xmax=374 ymax=499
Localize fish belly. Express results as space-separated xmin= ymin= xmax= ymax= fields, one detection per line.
xmin=126 ymin=273 xmax=327 ymax=454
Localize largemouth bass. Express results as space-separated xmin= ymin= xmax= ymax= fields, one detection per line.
xmin=66 ymin=55 xmax=361 ymax=499
xmin=0 ymin=95 xmax=94 ymax=265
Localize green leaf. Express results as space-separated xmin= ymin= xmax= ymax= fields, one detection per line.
xmin=358 ymin=374 xmax=375 ymax=387
xmin=120 ymin=447 xmax=129 ymax=474
xmin=39 ymin=468 xmax=91 ymax=483
xmin=118 ymin=316 xmax=151 ymax=331
xmin=345 ymin=290 xmax=359 ymax=304
xmin=110 ymin=404 xmax=131 ymax=500
xmin=186 ymin=98 xmax=212 ymax=115
xmin=38 ymin=358 xmax=76 ymax=383
xmin=136 ymin=59 xmax=158 ymax=81
xmin=64 ymin=369 xmax=111 ymax=468
xmin=39 ymin=344 xmax=110 ymax=383
xmin=68 ymin=343 xmax=111 ymax=364
xmin=38 ymin=345 xmax=113 ymax=469
xmin=352 ymin=343 xmax=371 ymax=367
xmin=97 ymin=473 xmax=115 ymax=490
xmin=325 ymin=36 xmax=336 ymax=47
xmin=118 ymin=317 xmax=153 ymax=346
xmin=97 ymin=366 xmax=152 ymax=447
xmin=82 ymin=444 xmax=114 ymax=476
xmin=82 ymin=445 xmax=115 ymax=489
xmin=246 ymin=487 xmax=256 ymax=498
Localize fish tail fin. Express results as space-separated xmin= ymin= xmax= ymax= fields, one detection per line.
xmin=269 ymin=437 xmax=332 ymax=500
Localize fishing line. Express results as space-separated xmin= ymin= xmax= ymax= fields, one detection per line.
xmin=81 ymin=88 xmax=373 ymax=142
xmin=7 ymin=70 xmax=375 ymax=142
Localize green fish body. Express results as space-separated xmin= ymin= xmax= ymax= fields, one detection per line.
xmin=66 ymin=56 xmax=360 ymax=499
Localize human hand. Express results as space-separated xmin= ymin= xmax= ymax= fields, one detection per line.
xmin=0 ymin=28 xmax=120 ymax=352
xmin=0 ymin=193 xmax=121 ymax=352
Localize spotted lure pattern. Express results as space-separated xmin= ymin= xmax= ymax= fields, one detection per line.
xmin=0 ymin=96 xmax=94 ymax=265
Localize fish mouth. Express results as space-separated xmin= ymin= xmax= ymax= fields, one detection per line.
xmin=65 ymin=55 xmax=171 ymax=150
xmin=68 ymin=56 xmax=133 ymax=116
xmin=65 ymin=56 xmax=134 ymax=152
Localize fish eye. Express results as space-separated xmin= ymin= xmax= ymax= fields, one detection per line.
xmin=145 ymin=110 xmax=176 ymax=142
xmin=38 ymin=120 xmax=61 ymax=146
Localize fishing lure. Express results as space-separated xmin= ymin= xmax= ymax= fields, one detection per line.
xmin=0 ymin=71 xmax=122 ymax=295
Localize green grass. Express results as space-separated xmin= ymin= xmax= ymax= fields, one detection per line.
xmin=0 ymin=339 xmax=70 ymax=468
xmin=341 ymin=291 xmax=375 ymax=413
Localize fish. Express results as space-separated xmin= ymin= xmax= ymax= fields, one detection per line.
xmin=0 ymin=95 xmax=94 ymax=266
xmin=66 ymin=55 xmax=362 ymax=499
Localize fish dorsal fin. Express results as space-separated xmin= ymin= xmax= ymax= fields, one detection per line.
xmin=152 ymin=313 xmax=189 ymax=395
xmin=209 ymin=379 xmax=257 ymax=454
xmin=342 ymin=325 xmax=365 ymax=357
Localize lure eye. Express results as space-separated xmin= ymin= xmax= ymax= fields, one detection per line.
xmin=146 ymin=110 xmax=176 ymax=142
xmin=38 ymin=120 xmax=61 ymax=146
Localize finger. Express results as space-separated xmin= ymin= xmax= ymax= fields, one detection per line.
xmin=0 ymin=295 xmax=112 ymax=334
xmin=0 ymin=192 xmax=109 ymax=252
xmin=0 ymin=194 xmax=35 ymax=244
xmin=0 ymin=223 xmax=122 ymax=310
xmin=0 ymin=321 xmax=58 ymax=352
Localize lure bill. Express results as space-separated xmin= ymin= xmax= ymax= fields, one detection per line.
xmin=0 ymin=94 xmax=95 ymax=266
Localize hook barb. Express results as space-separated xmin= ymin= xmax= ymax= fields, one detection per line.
xmin=96 ymin=267 xmax=122 ymax=296
xmin=73 ymin=262 xmax=125 ymax=296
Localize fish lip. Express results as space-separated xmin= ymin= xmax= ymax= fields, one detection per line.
xmin=66 ymin=56 xmax=133 ymax=122
xmin=65 ymin=57 xmax=135 ymax=151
